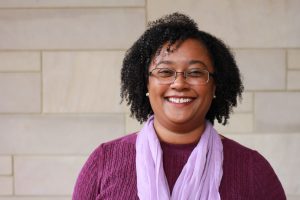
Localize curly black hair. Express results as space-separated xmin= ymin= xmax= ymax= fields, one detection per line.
xmin=121 ymin=12 xmax=243 ymax=125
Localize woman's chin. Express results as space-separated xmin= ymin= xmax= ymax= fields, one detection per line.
xmin=164 ymin=113 xmax=195 ymax=126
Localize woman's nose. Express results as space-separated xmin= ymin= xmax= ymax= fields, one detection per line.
xmin=170 ymin=73 xmax=189 ymax=89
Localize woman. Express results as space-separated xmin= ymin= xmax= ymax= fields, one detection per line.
xmin=73 ymin=13 xmax=286 ymax=200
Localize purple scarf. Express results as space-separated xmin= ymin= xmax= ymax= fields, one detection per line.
xmin=136 ymin=116 xmax=223 ymax=200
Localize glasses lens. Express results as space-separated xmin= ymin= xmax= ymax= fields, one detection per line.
xmin=186 ymin=69 xmax=209 ymax=85
xmin=152 ymin=68 xmax=175 ymax=84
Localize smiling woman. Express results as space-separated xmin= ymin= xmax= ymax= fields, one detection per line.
xmin=72 ymin=13 xmax=286 ymax=200
xmin=147 ymin=39 xmax=216 ymax=143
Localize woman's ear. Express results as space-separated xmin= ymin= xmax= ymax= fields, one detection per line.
xmin=213 ymin=85 xmax=216 ymax=98
xmin=146 ymin=74 xmax=150 ymax=97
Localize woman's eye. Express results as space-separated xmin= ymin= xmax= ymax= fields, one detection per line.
xmin=158 ymin=69 xmax=174 ymax=77
xmin=188 ymin=70 xmax=206 ymax=77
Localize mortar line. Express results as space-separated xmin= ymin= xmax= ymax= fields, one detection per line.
xmin=40 ymin=51 xmax=43 ymax=114
xmin=0 ymin=6 xmax=145 ymax=10
xmin=285 ymin=48 xmax=288 ymax=90
xmin=252 ymin=92 xmax=256 ymax=132
xmin=0 ymin=49 xmax=128 ymax=52
xmin=145 ymin=0 xmax=148 ymax=25
xmin=12 ymin=155 xmax=15 ymax=195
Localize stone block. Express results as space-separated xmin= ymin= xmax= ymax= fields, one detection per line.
xmin=14 ymin=156 xmax=86 ymax=195
xmin=288 ymin=49 xmax=300 ymax=69
xmin=0 ymin=114 xmax=124 ymax=155
xmin=286 ymin=0 xmax=300 ymax=47
xmin=43 ymin=51 xmax=125 ymax=113
xmin=255 ymin=92 xmax=300 ymax=132
xmin=0 ymin=52 xmax=40 ymax=71
xmin=147 ymin=0 xmax=300 ymax=48
xmin=0 ymin=9 xmax=145 ymax=50
xmin=0 ymin=156 xmax=12 ymax=175
xmin=125 ymin=113 xmax=143 ymax=134
xmin=0 ymin=0 xmax=145 ymax=7
xmin=287 ymin=195 xmax=300 ymax=200
xmin=215 ymin=113 xmax=253 ymax=134
xmin=227 ymin=133 xmax=300 ymax=196
xmin=234 ymin=49 xmax=285 ymax=90
xmin=287 ymin=70 xmax=300 ymax=90
xmin=0 ymin=73 xmax=41 ymax=113
xmin=234 ymin=92 xmax=253 ymax=113
xmin=0 ymin=176 xmax=13 ymax=195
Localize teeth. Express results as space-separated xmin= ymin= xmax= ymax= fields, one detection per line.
xmin=168 ymin=97 xmax=192 ymax=103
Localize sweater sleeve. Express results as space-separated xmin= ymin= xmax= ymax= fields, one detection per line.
xmin=72 ymin=144 xmax=104 ymax=200
xmin=252 ymin=151 xmax=286 ymax=200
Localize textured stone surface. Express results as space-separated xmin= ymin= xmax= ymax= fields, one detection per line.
xmin=0 ymin=0 xmax=145 ymax=7
xmin=234 ymin=49 xmax=286 ymax=90
xmin=0 ymin=52 xmax=40 ymax=71
xmin=14 ymin=156 xmax=86 ymax=195
xmin=287 ymin=195 xmax=300 ymax=200
xmin=288 ymin=49 xmax=300 ymax=69
xmin=43 ymin=51 xmax=125 ymax=113
xmin=125 ymin=113 xmax=143 ymax=134
xmin=215 ymin=113 xmax=253 ymax=134
xmin=288 ymin=70 xmax=300 ymax=90
xmin=227 ymin=133 xmax=300 ymax=195
xmin=0 ymin=73 xmax=41 ymax=113
xmin=0 ymin=177 xmax=13 ymax=195
xmin=255 ymin=92 xmax=300 ymax=132
xmin=0 ymin=156 xmax=12 ymax=175
xmin=147 ymin=0 xmax=300 ymax=48
xmin=234 ymin=92 xmax=253 ymax=112
xmin=286 ymin=0 xmax=300 ymax=47
xmin=0 ymin=9 xmax=145 ymax=50
xmin=0 ymin=114 xmax=124 ymax=154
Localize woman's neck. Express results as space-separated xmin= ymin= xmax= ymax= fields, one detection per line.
xmin=153 ymin=118 xmax=206 ymax=144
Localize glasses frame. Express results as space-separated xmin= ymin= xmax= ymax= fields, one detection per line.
xmin=149 ymin=67 xmax=215 ymax=85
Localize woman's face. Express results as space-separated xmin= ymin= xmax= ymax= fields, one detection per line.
xmin=147 ymin=39 xmax=215 ymax=132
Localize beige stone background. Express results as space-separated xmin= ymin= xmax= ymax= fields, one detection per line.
xmin=0 ymin=0 xmax=299 ymax=199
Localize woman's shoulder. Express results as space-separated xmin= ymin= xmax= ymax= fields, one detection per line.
xmin=221 ymin=136 xmax=279 ymax=169
xmin=221 ymin=136 xmax=256 ymax=154
xmin=81 ymin=132 xmax=138 ymax=171
xmin=221 ymin=136 xmax=266 ymax=160
xmin=90 ymin=132 xmax=138 ymax=160
xmin=221 ymin=136 xmax=273 ymax=170
xmin=72 ymin=133 xmax=138 ymax=199
xmin=99 ymin=132 xmax=137 ymax=151
xmin=220 ymin=136 xmax=286 ymax=199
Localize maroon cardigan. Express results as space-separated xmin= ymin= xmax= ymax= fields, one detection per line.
xmin=73 ymin=133 xmax=286 ymax=200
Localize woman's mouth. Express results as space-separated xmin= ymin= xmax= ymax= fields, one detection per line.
xmin=166 ymin=97 xmax=194 ymax=104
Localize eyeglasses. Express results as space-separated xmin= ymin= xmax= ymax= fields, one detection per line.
xmin=149 ymin=67 xmax=215 ymax=85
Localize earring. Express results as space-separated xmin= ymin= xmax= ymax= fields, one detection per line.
xmin=213 ymin=94 xmax=216 ymax=98
xmin=146 ymin=92 xmax=149 ymax=97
